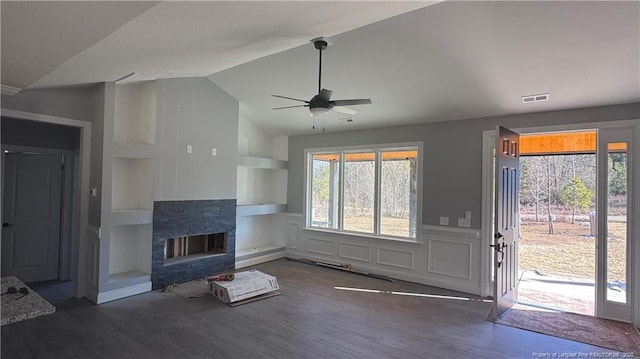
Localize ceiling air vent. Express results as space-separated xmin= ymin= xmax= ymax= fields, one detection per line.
xmin=521 ymin=93 xmax=550 ymax=104
xmin=116 ymin=72 xmax=173 ymax=84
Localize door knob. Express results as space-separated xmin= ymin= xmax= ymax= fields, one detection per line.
xmin=2 ymin=223 xmax=14 ymax=227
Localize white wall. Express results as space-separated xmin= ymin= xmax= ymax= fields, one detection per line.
xmin=155 ymin=77 xmax=239 ymax=201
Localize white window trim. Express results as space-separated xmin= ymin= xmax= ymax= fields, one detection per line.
xmin=303 ymin=142 xmax=423 ymax=242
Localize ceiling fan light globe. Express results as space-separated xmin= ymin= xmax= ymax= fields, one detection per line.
xmin=310 ymin=107 xmax=329 ymax=116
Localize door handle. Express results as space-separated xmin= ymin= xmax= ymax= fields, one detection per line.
xmin=2 ymin=223 xmax=14 ymax=227
xmin=490 ymin=240 xmax=508 ymax=268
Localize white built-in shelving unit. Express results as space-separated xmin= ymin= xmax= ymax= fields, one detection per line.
xmin=97 ymin=81 xmax=157 ymax=302
xmin=235 ymin=127 xmax=289 ymax=268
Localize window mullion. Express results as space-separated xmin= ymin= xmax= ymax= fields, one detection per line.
xmin=374 ymin=150 xmax=382 ymax=235
xmin=338 ymin=152 xmax=345 ymax=231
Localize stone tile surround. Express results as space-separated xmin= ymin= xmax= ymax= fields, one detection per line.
xmin=152 ymin=199 xmax=236 ymax=290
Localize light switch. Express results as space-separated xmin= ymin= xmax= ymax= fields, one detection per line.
xmin=211 ymin=148 xmax=217 ymax=156
xmin=458 ymin=218 xmax=471 ymax=228
xmin=186 ymin=145 xmax=193 ymax=154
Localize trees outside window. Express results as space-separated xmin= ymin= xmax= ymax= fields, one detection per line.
xmin=308 ymin=146 xmax=419 ymax=240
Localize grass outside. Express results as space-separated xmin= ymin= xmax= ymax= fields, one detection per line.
xmin=519 ymin=220 xmax=627 ymax=282
xmin=343 ymin=216 xmax=411 ymax=238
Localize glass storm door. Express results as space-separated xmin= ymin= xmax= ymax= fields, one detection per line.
xmin=596 ymin=127 xmax=633 ymax=322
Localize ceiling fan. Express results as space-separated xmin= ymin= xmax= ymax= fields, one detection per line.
xmin=272 ymin=37 xmax=372 ymax=117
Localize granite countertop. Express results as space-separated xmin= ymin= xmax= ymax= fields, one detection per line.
xmin=1 ymin=276 xmax=56 ymax=326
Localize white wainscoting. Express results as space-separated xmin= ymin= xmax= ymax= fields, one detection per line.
xmin=377 ymin=247 xmax=414 ymax=269
xmin=427 ymin=239 xmax=472 ymax=279
xmin=307 ymin=237 xmax=335 ymax=256
xmin=285 ymin=214 xmax=483 ymax=296
xmin=339 ymin=242 xmax=371 ymax=262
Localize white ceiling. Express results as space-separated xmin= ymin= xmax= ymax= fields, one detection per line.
xmin=2 ymin=1 xmax=639 ymax=136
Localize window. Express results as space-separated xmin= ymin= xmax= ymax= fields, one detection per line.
xmin=307 ymin=145 xmax=420 ymax=240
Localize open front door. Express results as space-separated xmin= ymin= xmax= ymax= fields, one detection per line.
xmin=492 ymin=126 xmax=520 ymax=320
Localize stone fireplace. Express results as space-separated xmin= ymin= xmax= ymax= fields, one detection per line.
xmin=152 ymin=199 xmax=236 ymax=290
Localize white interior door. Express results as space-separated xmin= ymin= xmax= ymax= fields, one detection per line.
xmin=2 ymin=152 xmax=63 ymax=282
xmin=596 ymin=127 xmax=634 ymax=322
xmin=492 ymin=126 xmax=520 ymax=320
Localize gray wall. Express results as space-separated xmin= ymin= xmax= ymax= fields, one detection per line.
xmin=1 ymin=85 xmax=105 ymax=227
xmin=288 ymin=102 xmax=640 ymax=229
xmin=88 ymin=84 xmax=106 ymax=227
xmin=1 ymin=86 xmax=100 ymax=122
xmin=155 ymin=77 xmax=239 ymax=201
xmin=1 ymin=117 xmax=80 ymax=150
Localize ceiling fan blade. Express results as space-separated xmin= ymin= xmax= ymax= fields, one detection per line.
xmin=273 ymin=104 xmax=309 ymax=110
xmin=332 ymin=99 xmax=372 ymax=106
xmin=333 ymin=106 xmax=358 ymax=115
xmin=318 ymin=88 xmax=333 ymax=101
xmin=272 ymin=94 xmax=309 ymax=103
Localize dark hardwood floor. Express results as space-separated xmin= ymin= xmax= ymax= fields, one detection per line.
xmin=2 ymin=259 xmax=616 ymax=358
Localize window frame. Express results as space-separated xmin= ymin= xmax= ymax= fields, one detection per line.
xmin=304 ymin=142 xmax=423 ymax=242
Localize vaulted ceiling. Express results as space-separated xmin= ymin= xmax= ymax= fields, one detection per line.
xmin=2 ymin=1 xmax=638 ymax=135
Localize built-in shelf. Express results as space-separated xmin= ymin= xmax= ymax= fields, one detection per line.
xmin=235 ymin=243 xmax=287 ymax=269
xmin=114 ymin=82 xmax=156 ymax=145
xmin=236 ymin=243 xmax=286 ymax=260
xmin=112 ymin=142 xmax=154 ymax=158
xmin=109 ymin=224 xmax=151 ymax=281
xmin=111 ymin=209 xmax=153 ymax=226
xmin=236 ymin=141 xmax=288 ymax=268
xmin=237 ymin=156 xmax=287 ymax=169
xmin=111 ymin=157 xmax=154 ymax=211
xmin=237 ymin=203 xmax=286 ymax=216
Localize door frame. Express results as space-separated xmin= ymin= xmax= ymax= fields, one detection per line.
xmin=481 ymin=119 xmax=640 ymax=326
xmin=0 ymin=109 xmax=91 ymax=298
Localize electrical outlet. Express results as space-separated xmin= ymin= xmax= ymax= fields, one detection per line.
xmin=465 ymin=211 xmax=472 ymax=220
xmin=211 ymin=148 xmax=217 ymax=156
xmin=439 ymin=216 xmax=449 ymax=226
xmin=430 ymin=259 xmax=436 ymax=268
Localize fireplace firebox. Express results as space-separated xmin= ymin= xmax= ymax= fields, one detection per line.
xmin=165 ymin=232 xmax=227 ymax=264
